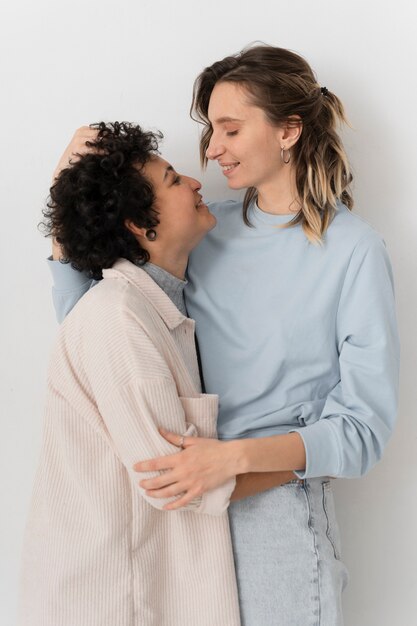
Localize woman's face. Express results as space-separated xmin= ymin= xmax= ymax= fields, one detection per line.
xmin=206 ymin=81 xmax=284 ymax=191
xmin=142 ymin=156 xmax=216 ymax=251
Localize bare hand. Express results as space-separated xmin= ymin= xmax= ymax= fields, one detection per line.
xmin=52 ymin=126 xmax=99 ymax=181
xmin=133 ymin=428 xmax=240 ymax=511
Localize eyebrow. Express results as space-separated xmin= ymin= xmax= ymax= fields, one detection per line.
xmin=163 ymin=165 xmax=174 ymax=182
xmin=212 ymin=116 xmax=244 ymax=124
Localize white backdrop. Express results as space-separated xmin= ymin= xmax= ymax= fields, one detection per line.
xmin=1 ymin=1 xmax=416 ymax=624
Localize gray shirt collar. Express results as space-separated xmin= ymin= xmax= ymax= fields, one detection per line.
xmin=140 ymin=262 xmax=188 ymax=316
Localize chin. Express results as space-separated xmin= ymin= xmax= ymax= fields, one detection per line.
xmin=200 ymin=214 xmax=217 ymax=235
xmin=207 ymin=214 xmax=217 ymax=230
xmin=227 ymin=177 xmax=247 ymax=190
xmin=193 ymin=218 xmax=217 ymax=248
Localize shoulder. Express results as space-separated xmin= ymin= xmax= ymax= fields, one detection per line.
xmin=71 ymin=270 xmax=131 ymax=312
xmin=59 ymin=266 xmax=171 ymax=375
xmin=327 ymin=205 xmax=395 ymax=295
xmin=64 ymin=268 xmax=154 ymax=337
xmin=327 ymin=203 xmax=386 ymax=254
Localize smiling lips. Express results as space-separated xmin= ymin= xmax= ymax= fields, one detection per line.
xmin=195 ymin=197 xmax=207 ymax=209
xmin=220 ymin=162 xmax=240 ymax=176
xmin=195 ymin=162 xmax=240 ymax=207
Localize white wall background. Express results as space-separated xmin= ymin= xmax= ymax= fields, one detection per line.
xmin=1 ymin=1 xmax=416 ymax=624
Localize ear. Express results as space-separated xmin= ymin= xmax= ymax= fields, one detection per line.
xmin=124 ymin=219 xmax=147 ymax=239
xmin=277 ymin=115 xmax=303 ymax=149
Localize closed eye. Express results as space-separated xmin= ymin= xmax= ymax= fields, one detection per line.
xmin=226 ymin=130 xmax=238 ymax=137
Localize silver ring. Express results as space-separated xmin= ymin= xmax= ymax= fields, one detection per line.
xmin=178 ymin=436 xmax=185 ymax=448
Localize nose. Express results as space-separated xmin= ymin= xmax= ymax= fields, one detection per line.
xmin=206 ymin=133 xmax=225 ymax=160
xmin=183 ymin=175 xmax=202 ymax=192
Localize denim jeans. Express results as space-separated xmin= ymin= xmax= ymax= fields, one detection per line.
xmin=228 ymin=478 xmax=349 ymax=626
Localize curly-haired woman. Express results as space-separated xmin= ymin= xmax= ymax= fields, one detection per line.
xmin=19 ymin=122 xmax=244 ymax=626
xmin=44 ymin=45 xmax=399 ymax=625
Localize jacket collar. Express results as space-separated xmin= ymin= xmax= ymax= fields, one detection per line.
xmin=102 ymin=259 xmax=188 ymax=330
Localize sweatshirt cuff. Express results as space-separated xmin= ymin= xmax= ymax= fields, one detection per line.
xmin=47 ymin=256 xmax=91 ymax=291
xmin=289 ymin=420 xmax=341 ymax=479
xmin=196 ymin=477 xmax=236 ymax=516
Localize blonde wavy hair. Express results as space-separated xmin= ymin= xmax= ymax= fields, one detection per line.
xmin=191 ymin=45 xmax=353 ymax=243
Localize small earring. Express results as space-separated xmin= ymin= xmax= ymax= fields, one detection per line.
xmin=281 ymin=146 xmax=291 ymax=164
xmin=145 ymin=229 xmax=157 ymax=241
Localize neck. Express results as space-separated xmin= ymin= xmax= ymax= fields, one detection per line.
xmin=257 ymin=165 xmax=299 ymax=215
xmin=147 ymin=250 xmax=189 ymax=281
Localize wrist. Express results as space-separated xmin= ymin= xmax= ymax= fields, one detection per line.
xmin=224 ymin=433 xmax=306 ymax=475
xmin=226 ymin=439 xmax=250 ymax=475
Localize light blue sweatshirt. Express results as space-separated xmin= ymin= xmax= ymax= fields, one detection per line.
xmin=48 ymin=200 xmax=400 ymax=479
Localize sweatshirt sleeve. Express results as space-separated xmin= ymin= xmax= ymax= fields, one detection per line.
xmin=47 ymin=257 xmax=97 ymax=323
xmin=291 ymin=232 xmax=400 ymax=479
xmin=98 ymin=377 xmax=235 ymax=515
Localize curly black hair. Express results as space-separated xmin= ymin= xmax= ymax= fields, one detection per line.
xmin=42 ymin=122 xmax=163 ymax=280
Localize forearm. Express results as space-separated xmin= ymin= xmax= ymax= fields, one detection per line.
xmin=140 ymin=431 xmax=306 ymax=509
xmin=231 ymin=470 xmax=297 ymax=502
xmin=230 ymin=432 xmax=306 ymax=475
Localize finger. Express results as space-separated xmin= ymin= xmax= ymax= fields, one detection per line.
xmin=71 ymin=129 xmax=99 ymax=150
xmin=140 ymin=473 xmax=176 ymax=490
xmin=70 ymin=129 xmax=98 ymax=148
xmin=145 ymin=484 xmax=185 ymax=499
xmin=159 ymin=428 xmax=185 ymax=447
xmin=76 ymin=127 xmax=99 ymax=139
xmin=163 ymin=490 xmax=200 ymax=511
xmin=133 ymin=454 xmax=179 ymax=473
xmin=159 ymin=428 xmax=196 ymax=449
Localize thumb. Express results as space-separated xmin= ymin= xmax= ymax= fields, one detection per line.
xmin=158 ymin=427 xmax=182 ymax=445
xmin=159 ymin=427 xmax=197 ymax=449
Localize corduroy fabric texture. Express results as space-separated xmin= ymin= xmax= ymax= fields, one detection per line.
xmin=19 ymin=259 xmax=240 ymax=626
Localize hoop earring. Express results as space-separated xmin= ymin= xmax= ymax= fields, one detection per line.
xmin=145 ymin=229 xmax=157 ymax=241
xmin=281 ymin=147 xmax=291 ymax=164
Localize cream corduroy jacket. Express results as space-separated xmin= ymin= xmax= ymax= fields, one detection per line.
xmin=19 ymin=259 xmax=240 ymax=626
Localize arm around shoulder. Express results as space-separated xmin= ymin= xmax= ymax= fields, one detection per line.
xmin=47 ymin=256 xmax=97 ymax=322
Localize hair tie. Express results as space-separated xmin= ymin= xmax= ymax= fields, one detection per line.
xmin=320 ymin=86 xmax=329 ymax=96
